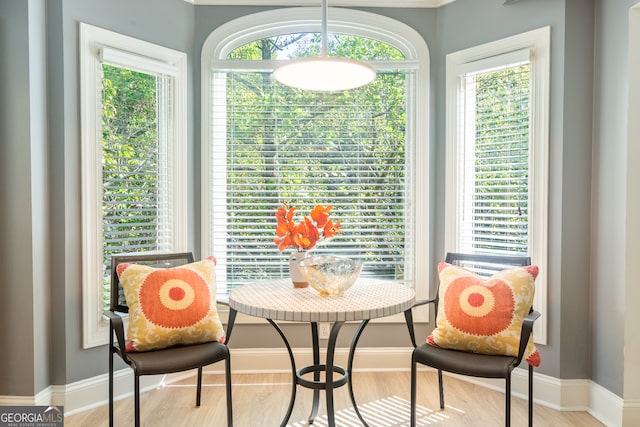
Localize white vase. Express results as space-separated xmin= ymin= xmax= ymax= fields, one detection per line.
xmin=289 ymin=251 xmax=310 ymax=288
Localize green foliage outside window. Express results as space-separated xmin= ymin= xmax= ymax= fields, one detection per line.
xmin=468 ymin=64 xmax=530 ymax=254
xmin=216 ymin=35 xmax=411 ymax=285
xmin=101 ymin=64 xmax=163 ymax=307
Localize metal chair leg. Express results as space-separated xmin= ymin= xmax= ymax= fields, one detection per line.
xmin=505 ymin=375 xmax=511 ymax=427
xmin=410 ymin=354 xmax=417 ymax=427
xmin=196 ymin=366 xmax=203 ymax=406
xmin=225 ymin=354 xmax=233 ymax=427
xmin=438 ymin=369 xmax=444 ymax=409
xmin=108 ymin=351 xmax=114 ymax=427
xmin=134 ymin=374 xmax=141 ymax=427
xmin=529 ymin=364 xmax=534 ymax=427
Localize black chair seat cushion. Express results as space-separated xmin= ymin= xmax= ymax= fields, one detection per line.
xmin=414 ymin=343 xmax=518 ymax=379
xmin=127 ymin=341 xmax=229 ymax=376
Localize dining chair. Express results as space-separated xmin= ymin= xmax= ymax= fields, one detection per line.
xmin=105 ymin=252 xmax=232 ymax=427
xmin=404 ymin=252 xmax=541 ymax=427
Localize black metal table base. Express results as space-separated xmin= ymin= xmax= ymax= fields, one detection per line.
xmin=226 ymin=308 xmax=371 ymax=427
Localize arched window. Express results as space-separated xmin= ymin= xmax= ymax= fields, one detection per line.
xmin=201 ymin=8 xmax=430 ymax=301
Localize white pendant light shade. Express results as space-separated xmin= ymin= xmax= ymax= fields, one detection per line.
xmin=273 ymin=57 xmax=376 ymax=91
xmin=273 ymin=0 xmax=376 ymax=92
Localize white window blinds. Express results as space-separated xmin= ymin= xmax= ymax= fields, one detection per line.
xmin=81 ymin=22 xmax=188 ymax=347
xmin=458 ymin=54 xmax=531 ymax=255
xmin=100 ymin=64 xmax=174 ymax=307
xmin=445 ymin=28 xmax=550 ymax=344
xmin=208 ymin=70 xmax=414 ymax=292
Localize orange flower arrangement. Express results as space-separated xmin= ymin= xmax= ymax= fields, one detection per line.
xmin=274 ymin=202 xmax=342 ymax=251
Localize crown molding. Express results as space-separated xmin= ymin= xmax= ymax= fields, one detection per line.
xmin=185 ymin=0 xmax=455 ymax=7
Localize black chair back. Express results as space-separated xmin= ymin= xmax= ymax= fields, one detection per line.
xmin=445 ymin=252 xmax=531 ymax=276
xmin=109 ymin=252 xmax=194 ymax=313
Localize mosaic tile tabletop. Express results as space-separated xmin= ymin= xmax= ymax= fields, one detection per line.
xmin=229 ymin=278 xmax=416 ymax=322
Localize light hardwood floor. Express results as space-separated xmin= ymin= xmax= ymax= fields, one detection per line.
xmin=65 ymin=371 xmax=603 ymax=426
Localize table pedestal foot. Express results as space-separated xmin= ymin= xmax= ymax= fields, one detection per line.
xmin=263 ymin=318 xmax=373 ymax=427
xmin=300 ymin=322 xmax=348 ymax=426
xmin=308 ymin=323 xmax=321 ymax=424
xmin=324 ymin=321 xmax=345 ymax=427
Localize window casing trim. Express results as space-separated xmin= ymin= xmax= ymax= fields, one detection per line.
xmin=79 ymin=23 xmax=188 ymax=348
xmin=187 ymin=0 xmax=455 ymax=7
xmin=200 ymin=8 xmax=430 ymax=321
xmin=203 ymin=7 xmax=424 ymax=60
xmin=444 ymin=26 xmax=550 ymax=344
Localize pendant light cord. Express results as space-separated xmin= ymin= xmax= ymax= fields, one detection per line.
xmin=321 ymin=0 xmax=328 ymax=57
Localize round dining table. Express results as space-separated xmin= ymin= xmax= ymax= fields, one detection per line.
xmin=226 ymin=277 xmax=416 ymax=427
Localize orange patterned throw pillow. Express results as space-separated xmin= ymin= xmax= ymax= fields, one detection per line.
xmin=117 ymin=256 xmax=225 ymax=352
xmin=427 ymin=262 xmax=540 ymax=367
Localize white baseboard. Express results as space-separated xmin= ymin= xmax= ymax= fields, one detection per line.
xmin=49 ymin=369 xmax=194 ymax=416
xmin=0 ymin=347 xmax=631 ymax=425
xmin=446 ymin=369 xmax=593 ymax=411
xmin=622 ymin=397 xmax=640 ymax=426
xmin=587 ymin=381 xmax=640 ymax=427
xmin=589 ymin=381 xmax=624 ymax=427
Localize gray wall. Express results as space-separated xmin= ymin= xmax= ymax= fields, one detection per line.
xmin=1 ymin=0 xmax=38 ymax=396
xmin=592 ymin=0 xmax=640 ymax=397
xmin=1 ymin=0 xmax=635 ymax=403
xmin=0 ymin=0 xmax=52 ymax=396
xmin=559 ymin=0 xmax=595 ymax=382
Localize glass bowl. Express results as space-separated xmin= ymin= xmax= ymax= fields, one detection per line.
xmin=298 ymin=255 xmax=364 ymax=296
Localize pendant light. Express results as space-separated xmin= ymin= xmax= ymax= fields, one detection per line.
xmin=273 ymin=0 xmax=376 ymax=92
